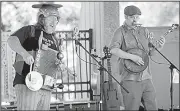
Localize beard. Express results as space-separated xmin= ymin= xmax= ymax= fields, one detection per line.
xmin=132 ymin=21 xmax=137 ymax=26
xmin=44 ymin=26 xmax=56 ymax=34
xmin=132 ymin=21 xmax=141 ymax=26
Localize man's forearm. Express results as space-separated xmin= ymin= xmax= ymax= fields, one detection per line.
xmin=110 ymin=48 xmax=134 ymax=60
xmin=7 ymin=36 xmax=29 ymax=57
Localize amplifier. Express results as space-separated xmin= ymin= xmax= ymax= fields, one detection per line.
xmin=64 ymin=101 xmax=99 ymax=111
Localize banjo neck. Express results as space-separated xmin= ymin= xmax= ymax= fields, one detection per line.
xmin=151 ymin=24 xmax=178 ymax=47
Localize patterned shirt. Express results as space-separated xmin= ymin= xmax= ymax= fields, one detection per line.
xmin=11 ymin=25 xmax=59 ymax=87
xmin=109 ymin=23 xmax=153 ymax=82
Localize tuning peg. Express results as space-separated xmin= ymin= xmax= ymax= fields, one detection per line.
xmin=73 ymin=27 xmax=79 ymax=36
xmin=172 ymin=24 xmax=179 ymax=29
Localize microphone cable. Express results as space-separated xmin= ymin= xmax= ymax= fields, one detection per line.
xmin=149 ymin=55 xmax=171 ymax=66
xmin=75 ymin=44 xmax=100 ymax=68
xmin=148 ymin=45 xmax=171 ymax=66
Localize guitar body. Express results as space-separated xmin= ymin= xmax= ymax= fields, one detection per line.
xmin=103 ymin=81 xmax=121 ymax=110
xmin=123 ymin=48 xmax=149 ymax=73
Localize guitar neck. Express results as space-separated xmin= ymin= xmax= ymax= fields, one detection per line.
xmin=107 ymin=58 xmax=112 ymax=83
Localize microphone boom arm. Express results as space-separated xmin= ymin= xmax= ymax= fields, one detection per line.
xmin=73 ymin=27 xmax=129 ymax=93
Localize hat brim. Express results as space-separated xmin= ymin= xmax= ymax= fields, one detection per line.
xmin=32 ymin=3 xmax=63 ymax=8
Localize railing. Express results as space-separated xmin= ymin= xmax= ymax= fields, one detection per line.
xmin=53 ymin=29 xmax=94 ymax=102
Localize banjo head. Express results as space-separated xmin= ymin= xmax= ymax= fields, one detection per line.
xmin=25 ymin=71 xmax=43 ymax=91
xmin=123 ymin=48 xmax=149 ymax=73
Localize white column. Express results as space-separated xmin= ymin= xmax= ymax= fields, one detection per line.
xmin=78 ymin=2 xmax=120 ymax=101
xmin=79 ymin=2 xmax=104 ymax=56
xmin=78 ymin=2 xmax=104 ymax=101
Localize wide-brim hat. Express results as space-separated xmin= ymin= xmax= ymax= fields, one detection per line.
xmin=32 ymin=3 xmax=63 ymax=9
xmin=32 ymin=3 xmax=63 ymax=18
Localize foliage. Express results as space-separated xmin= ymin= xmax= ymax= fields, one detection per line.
xmin=1 ymin=2 xmax=81 ymax=32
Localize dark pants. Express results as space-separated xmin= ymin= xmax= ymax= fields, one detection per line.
xmin=121 ymin=79 xmax=157 ymax=110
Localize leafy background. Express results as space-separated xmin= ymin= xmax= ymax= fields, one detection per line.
xmin=1 ymin=2 xmax=81 ymax=32
xmin=1 ymin=2 xmax=179 ymax=32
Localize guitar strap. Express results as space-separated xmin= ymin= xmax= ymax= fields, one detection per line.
xmin=131 ymin=28 xmax=147 ymax=52
xmin=120 ymin=25 xmax=127 ymax=51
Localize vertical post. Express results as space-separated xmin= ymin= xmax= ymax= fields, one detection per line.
xmin=103 ymin=2 xmax=120 ymax=81
xmin=79 ymin=0 xmax=120 ymax=105
xmin=79 ymin=2 xmax=105 ymax=101
xmin=99 ymin=59 xmax=105 ymax=111
xmin=170 ymin=65 xmax=174 ymax=111
xmin=89 ymin=28 xmax=93 ymax=101
xmin=104 ymin=2 xmax=120 ymax=45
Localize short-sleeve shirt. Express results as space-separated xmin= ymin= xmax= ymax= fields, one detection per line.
xmin=11 ymin=25 xmax=59 ymax=87
xmin=109 ymin=23 xmax=152 ymax=81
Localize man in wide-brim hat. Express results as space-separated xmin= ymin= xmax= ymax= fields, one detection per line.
xmin=7 ymin=3 xmax=63 ymax=110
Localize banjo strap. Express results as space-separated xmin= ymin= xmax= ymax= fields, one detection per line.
xmin=131 ymin=29 xmax=146 ymax=52
xmin=121 ymin=25 xmax=148 ymax=54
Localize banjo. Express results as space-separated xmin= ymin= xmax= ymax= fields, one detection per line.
xmin=123 ymin=24 xmax=178 ymax=73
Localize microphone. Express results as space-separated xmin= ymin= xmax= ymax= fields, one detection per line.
xmin=91 ymin=48 xmax=98 ymax=58
xmin=73 ymin=27 xmax=80 ymax=52
xmin=73 ymin=27 xmax=79 ymax=41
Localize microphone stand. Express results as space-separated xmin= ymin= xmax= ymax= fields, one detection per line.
xmin=74 ymin=39 xmax=129 ymax=111
xmin=150 ymin=44 xmax=179 ymax=111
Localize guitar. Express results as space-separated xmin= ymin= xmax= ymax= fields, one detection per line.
xmin=123 ymin=24 xmax=178 ymax=73
xmin=103 ymin=46 xmax=121 ymax=110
